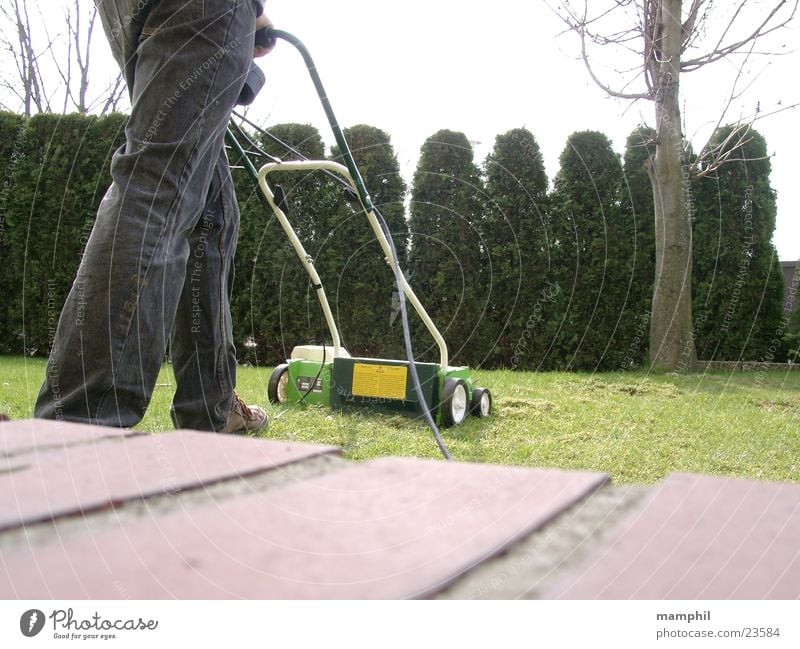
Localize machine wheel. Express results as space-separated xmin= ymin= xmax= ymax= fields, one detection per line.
xmin=267 ymin=363 xmax=290 ymax=404
xmin=441 ymin=378 xmax=469 ymax=427
xmin=471 ymin=387 xmax=492 ymax=417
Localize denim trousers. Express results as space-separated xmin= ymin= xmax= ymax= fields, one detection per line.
xmin=34 ymin=0 xmax=255 ymax=430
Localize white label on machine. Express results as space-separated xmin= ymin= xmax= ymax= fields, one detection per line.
xmin=296 ymin=376 xmax=323 ymax=393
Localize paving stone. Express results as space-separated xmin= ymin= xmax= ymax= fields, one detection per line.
xmin=547 ymin=472 xmax=800 ymax=599
xmin=0 ymin=419 xmax=139 ymax=458
xmin=0 ymin=428 xmax=340 ymax=531
xmin=0 ymin=457 xmax=607 ymax=599
xmin=436 ymin=484 xmax=650 ymax=599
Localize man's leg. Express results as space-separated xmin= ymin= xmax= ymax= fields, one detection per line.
xmin=169 ymin=150 xmax=239 ymax=431
xmin=35 ymin=0 xmax=255 ymax=426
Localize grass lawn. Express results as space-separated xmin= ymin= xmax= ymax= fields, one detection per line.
xmin=2 ymin=356 xmax=798 ymax=484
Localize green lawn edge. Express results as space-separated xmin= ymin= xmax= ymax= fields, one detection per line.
xmin=3 ymin=357 xmax=798 ymax=485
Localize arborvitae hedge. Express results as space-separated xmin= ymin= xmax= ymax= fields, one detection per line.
xmin=230 ymin=122 xmax=341 ymax=364
xmin=329 ymin=124 xmax=409 ymax=359
xmin=0 ymin=113 xmax=28 ymax=352
xmin=0 ymin=111 xmax=126 ymax=356
xmin=549 ymin=130 xmax=637 ymax=370
xmin=483 ymin=128 xmax=554 ymax=370
xmin=692 ymin=126 xmax=787 ymax=362
xmin=0 ymin=112 xmax=789 ymax=367
xmin=409 ymin=130 xmax=488 ymax=367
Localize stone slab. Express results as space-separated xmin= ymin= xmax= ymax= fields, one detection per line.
xmin=0 ymin=457 xmax=608 ymax=599
xmin=0 ymin=428 xmax=340 ymax=531
xmin=547 ymin=472 xmax=800 ymax=599
xmin=0 ymin=419 xmax=139 ymax=458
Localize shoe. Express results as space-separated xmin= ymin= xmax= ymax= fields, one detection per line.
xmin=219 ymin=394 xmax=268 ymax=434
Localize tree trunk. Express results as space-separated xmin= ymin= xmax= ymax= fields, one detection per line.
xmin=649 ymin=0 xmax=696 ymax=371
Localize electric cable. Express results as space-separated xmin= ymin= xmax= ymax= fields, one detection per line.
xmin=229 ymin=30 xmax=452 ymax=459
xmin=230 ymin=112 xmax=451 ymax=460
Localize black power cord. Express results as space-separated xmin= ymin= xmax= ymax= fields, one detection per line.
xmin=229 ymin=30 xmax=452 ymax=460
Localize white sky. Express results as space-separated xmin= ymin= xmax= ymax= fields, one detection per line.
xmin=258 ymin=0 xmax=800 ymax=261
xmin=7 ymin=0 xmax=800 ymax=260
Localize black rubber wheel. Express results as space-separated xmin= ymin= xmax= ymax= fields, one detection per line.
xmin=267 ymin=363 xmax=290 ymax=404
xmin=441 ymin=378 xmax=469 ymax=427
xmin=471 ymin=387 xmax=492 ymax=417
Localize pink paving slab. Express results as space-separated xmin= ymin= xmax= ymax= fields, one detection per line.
xmin=0 ymin=427 xmax=339 ymax=531
xmin=1 ymin=419 xmax=139 ymax=458
xmin=547 ymin=472 xmax=800 ymax=599
xmin=0 ymin=457 xmax=608 ymax=599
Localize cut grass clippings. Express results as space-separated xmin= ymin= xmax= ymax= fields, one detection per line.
xmin=2 ymin=356 xmax=798 ymax=485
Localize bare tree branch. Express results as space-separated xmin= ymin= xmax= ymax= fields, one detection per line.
xmin=557 ymin=1 xmax=654 ymax=100
xmin=2 ymin=0 xmax=119 ymax=115
xmin=39 ymin=4 xmax=72 ymax=113
xmin=682 ymin=0 xmax=798 ymax=70
xmin=95 ymin=72 xmax=126 ymax=115
xmin=692 ymin=37 xmax=758 ymax=175
xmin=72 ymin=0 xmax=98 ymax=113
xmin=694 ymin=123 xmax=756 ymax=178
xmin=680 ymin=0 xmax=702 ymax=49
xmin=0 ymin=0 xmax=62 ymax=114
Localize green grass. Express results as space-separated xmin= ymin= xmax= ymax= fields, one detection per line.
xmin=3 ymin=356 xmax=799 ymax=485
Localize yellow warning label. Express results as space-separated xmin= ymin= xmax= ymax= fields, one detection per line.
xmin=351 ymin=363 xmax=408 ymax=400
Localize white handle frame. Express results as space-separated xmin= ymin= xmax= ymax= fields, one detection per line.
xmin=257 ymin=159 xmax=449 ymax=369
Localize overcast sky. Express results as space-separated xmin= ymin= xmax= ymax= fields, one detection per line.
xmin=258 ymin=0 xmax=800 ymax=261
xmin=7 ymin=0 xmax=799 ymax=260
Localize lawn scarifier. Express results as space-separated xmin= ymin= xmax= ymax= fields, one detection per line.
xmin=225 ymin=29 xmax=493 ymax=459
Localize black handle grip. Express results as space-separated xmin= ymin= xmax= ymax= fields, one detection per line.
xmin=254 ymin=26 xmax=276 ymax=51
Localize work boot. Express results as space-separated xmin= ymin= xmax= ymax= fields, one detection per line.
xmin=219 ymin=394 xmax=268 ymax=434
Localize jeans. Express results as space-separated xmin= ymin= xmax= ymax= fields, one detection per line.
xmin=34 ymin=0 xmax=255 ymax=430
